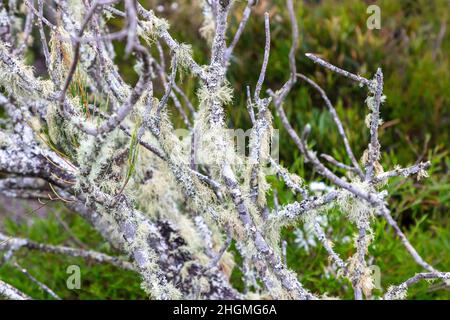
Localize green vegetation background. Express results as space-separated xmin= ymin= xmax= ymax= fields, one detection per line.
xmin=1 ymin=0 xmax=448 ymax=299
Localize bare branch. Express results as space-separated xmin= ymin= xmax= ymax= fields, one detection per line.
xmin=0 ymin=232 xmax=134 ymax=271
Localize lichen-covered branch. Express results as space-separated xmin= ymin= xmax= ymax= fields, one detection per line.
xmin=0 ymin=279 xmax=32 ymax=300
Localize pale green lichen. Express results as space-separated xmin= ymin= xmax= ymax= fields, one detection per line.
xmin=68 ymin=0 xmax=85 ymax=22
xmin=49 ymin=28 xmax=73 ymax=82
xmin=198 ymin=0 xmax=216 ymax=43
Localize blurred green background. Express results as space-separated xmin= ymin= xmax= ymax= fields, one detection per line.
xmin=1 ymin=0 xmax=448 ymax=299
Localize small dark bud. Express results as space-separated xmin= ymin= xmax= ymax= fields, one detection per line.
xmin=219 ymin=0 xmax=230 ymax=8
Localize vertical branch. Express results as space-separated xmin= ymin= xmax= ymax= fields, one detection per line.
xmin=37 ymin=0 xmax=51 ymax=71
xmin=270 ymin=0 xmax=299 ymax=105
xmin=365 ymin=68 xmax=383 ymax=182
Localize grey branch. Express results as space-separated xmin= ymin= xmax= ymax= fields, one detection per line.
xmin=0 ymin=0 xmax=444 ymax=300
xmin=0 ymin=232 xmax=134 ymax=271
xmin=0 ymin=279 xmax=32 ymax=300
